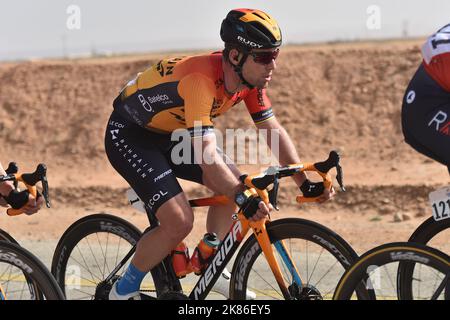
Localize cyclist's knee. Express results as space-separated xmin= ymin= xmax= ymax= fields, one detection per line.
xmin=156 ymin=193 xmax=194 ymax=243
xmin=166 ymin=215 xmax=193 ymax=242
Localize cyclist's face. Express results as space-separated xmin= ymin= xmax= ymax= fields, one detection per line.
xmin=243 ymin=48 xmax=279 ymax=89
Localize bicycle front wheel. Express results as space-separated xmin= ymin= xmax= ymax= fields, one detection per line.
xmin=397 ymin=217 xmax=450 ymax=299
xmin=334 ymin=242 xmax=450 ymax=300
xmin=230 ymin=218 xmax=366 ymax=300
xmin=0 ymin=241 xmax=65 ymax=300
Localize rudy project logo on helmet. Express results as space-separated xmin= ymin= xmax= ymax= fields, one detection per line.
xmin=237 ymin=36 xmax=263 ymax=48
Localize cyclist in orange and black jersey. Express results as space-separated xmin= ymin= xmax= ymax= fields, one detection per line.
xmin=106 ymin=8 xmax=335 ymax=300
xmin=402 ymin=24 xmax=450 ymax=174
xmin=113 ymin=52 xmax=274 ymax=136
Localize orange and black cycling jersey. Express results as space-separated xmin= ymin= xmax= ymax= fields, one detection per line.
xmin=112 ymin=52 xmax=274 ymax=136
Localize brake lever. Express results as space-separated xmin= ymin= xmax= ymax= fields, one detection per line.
xmin=5 ymin=162 xmax=18 ymax=175
xmin=268 ymin=177 xmax=280 ymax=211
xmin=20 ymin=163 xmax=51 ymax=207
xmin=5 ymin=162 xmax=19 ymax=189
xmin=335 ymin=162 xmax=346 ymax=192
xmin=41 ymin=174 xmax=51 ymax=208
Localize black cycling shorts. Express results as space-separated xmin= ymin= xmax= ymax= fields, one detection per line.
xmin=401 ymin=63 xmax=450 ymax=172
xmin=104 ymin=111 xmax=204 ymax=215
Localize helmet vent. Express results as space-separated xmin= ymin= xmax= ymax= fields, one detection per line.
xmin=252 ymin=12 xmax=266 ymax=20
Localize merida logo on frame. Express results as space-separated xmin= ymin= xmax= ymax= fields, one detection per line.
xmin=193 ymin=221 xmax=242 ymax=299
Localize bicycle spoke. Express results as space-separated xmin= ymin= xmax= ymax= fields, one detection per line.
xmin=72 ymin=287 xmax=96 ymax=299
xmin=251 ymin=266 xmax=284 ymax=299
xmin=307 ymin=247 xmax=325 ymax=285
xmin=313 ymin=259 xmax=340 ymax=288
xmin=20 ymin=280 xmax=25 ymax=300
xmin=85 ymin=236 xmax=106 ymax=278
xmin=67 ymin=274 xmax=99 ymax=286
xmin=96 ymin=232 xmax=109 ymax=277
xmin=426 ymin=268 xmax=446 ymax=300
xmin=377 ymin=265 xmax=392 ymax=300
xmin=306 ymin=240 xmax=309 ymax=286
xmin=409 ymin=264 xmax=445 ymax=300
xmin=252 ymin=286 xmax=281 ymax=300
xmin=114 ymin=237 xmax=122 ymax=272
xmin=0 ymin=263 xmax=12 ymax=281
xmin=417 ymin=263 xmax=422 ymax=298
xmin=4 ymin=263 xmax=13 ymax=294
xmin=2 ymin=288 xmax=28 ymax=294
xmin=73 ymin=246 xmax=103 ymax=283
xmin=1 ymin=271 xmax=26 ymax=282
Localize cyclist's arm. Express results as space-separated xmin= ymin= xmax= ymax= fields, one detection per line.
xmin=180 ymin=74 xmax=245 ymax=197
xmin=192 ymin=134 xmax=243 ymax=198
xmin=256 ymin=117 xmax=335 ymax=202
xmin=194 ymin=135 xmax=271 ymax=220
xmin=255 ymin=117 xmax=307 ymax=186
xmin=243 ymin=88 xmax=306 ymax=185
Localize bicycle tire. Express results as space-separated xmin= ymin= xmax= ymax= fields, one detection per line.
xmin=0 ymin=228 xmax=19 ymax=244
xmin=0 ymin=228 xmax=46 ymax=299
xmin=230 ymin=218 xmax=369 ymax=300
xmin=0 ymin=241 xmax=65 ymax=300
xmin=397 ymin=217 xmax=450 ymax=299
xmin=51 ymin=213 xmax=174 ymax=299
xmin=51 ymin=213 xmax=153 ymax=299
xmin=333 ymin=242 xmax=450 ymax=300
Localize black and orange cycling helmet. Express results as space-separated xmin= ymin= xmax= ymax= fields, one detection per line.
xmin=220 ymin=8 xmax=282 ymax=51
xmin=220 ymin=9 xmax=282 ymax=88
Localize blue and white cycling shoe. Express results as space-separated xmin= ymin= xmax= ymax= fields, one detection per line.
xmin=109 ymin=281 xmax=141 ymax=300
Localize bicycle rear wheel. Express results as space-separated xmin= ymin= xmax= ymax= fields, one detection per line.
xmin=397 ymin=217 xmax=450 ymax=299
xmin=0 ymin=241 xmax=65 ymax=300
xmin=230 ymin=218 xmax=368 ymax=300
xmin=51 ymin=213 xmax=162 ymax=299
xmin=334 ymin=242 xmax=450 ymax=300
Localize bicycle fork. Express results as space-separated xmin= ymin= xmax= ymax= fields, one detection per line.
xmin=0 ymin=285 xmax=6 ymax=300
xmin=248 ymin=219 xmax=303 ymax=299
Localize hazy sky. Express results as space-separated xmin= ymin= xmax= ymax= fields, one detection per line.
xmin=1 ymin=0 xmax=450 ymax=61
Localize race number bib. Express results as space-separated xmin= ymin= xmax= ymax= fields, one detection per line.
xmin=126 ymin=188 xmax=146 ymax=213
xmin=428 ymin=186 xmax=450 ymax=221
xmin=422 ymin=24 xmax=450 ymax=64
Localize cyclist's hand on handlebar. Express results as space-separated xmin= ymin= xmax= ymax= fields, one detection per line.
xmin=22 ymin=193 xmax=44 ymax=215
xmin=4 ymin=189 xmax=44 ymax=215
xmin=300 ymin=179 xmax=336 ymax=203
xmin=251 ymin=201 xmax=273 ymax=221
xmin=235 ymin=191 xmax=273 ymax=221
xmin=318 ymin=186 xmax=336 ymax=203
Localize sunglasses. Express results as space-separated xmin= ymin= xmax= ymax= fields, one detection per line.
xmin=249 ymin=49 xmax=280 ymax=65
